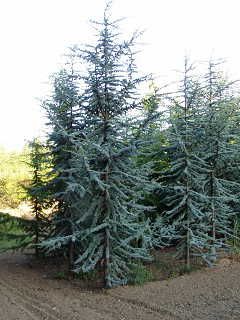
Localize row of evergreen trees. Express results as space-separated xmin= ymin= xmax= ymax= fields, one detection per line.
xmin=155 ymin=60 xmax=240 ymax=268
xmin=1 ymin=4 xmax=240 ymax=288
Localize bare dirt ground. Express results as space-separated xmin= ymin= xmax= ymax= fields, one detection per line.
xmin=0 ymin=252 xmax=240 ymax=320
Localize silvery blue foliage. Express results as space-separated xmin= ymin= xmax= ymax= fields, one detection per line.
xmin=200 ymin=60 xmax=240 ymax=261
xmin=160 ymin=59 xmax=213 ymax=267
xmin=42 ymin=66 xmax=81 ymax=267
xmin=158 ymin=59 xmax=240 ymax=267
xmin=42 ymin=3 xmax=154 ymax=287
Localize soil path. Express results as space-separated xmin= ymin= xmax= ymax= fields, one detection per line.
xmin=0 ymin=253 xmax=240 ymax=320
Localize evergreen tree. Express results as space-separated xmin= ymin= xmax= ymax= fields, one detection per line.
xmin=201 ymin=61 xmax=240 ymax=260
xmin=160 ymin=59 xmax=211 ymax=268
xmin=43 ymin=4 xmax=153 ymax=287
xmin=25 ymin=138 xmax=51 ymax=256
xmin=43 ymin=65 xmax=81 ymax=268
xmin=0 ymin=139 xmax=50 ymax=253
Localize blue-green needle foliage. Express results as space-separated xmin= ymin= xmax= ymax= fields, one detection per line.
xmin=43 ymin=66 xmax=81 ymax=267
xmin=43 ymin=4 xmax=153 ymax=288
xmin=200 ymin=61 xmax=240 ymax=261
xmin=160 ymin=59 xmax=212 ymax=268
xmin=25 ymin=138 xmax=51 ymax=256
xmin=157 ymin=60 xmax=240 ymax=267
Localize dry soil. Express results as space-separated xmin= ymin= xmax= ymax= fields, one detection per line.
xmin=0 ymin=252 xmax=240 ymax=320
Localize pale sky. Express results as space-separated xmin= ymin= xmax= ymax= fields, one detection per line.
xmin=0 ymin=0 xmax=240 ymax=150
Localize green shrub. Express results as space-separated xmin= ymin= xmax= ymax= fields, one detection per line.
xmin=0 ymin=213 xmax=32 ymax=251
xmin=75 ymin=270 xmax=98 ymax=281
xmin=128 ymin=263 xmax=153 ymax=285
xmin=54 ymin=271 xmax=66 ymax=279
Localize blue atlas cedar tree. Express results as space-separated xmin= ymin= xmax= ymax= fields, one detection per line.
xmin=42 ymin=64 xmax=81 ymax=269
xmin=154 ymin=59 xmax=240 ymax=266
xmin=160 ymin=58 xmax=212 ymax=268
xmin=42 ymin=3 xmax=154 ymax=287
xmin=201 ymin=60 xmax=240 ymax=261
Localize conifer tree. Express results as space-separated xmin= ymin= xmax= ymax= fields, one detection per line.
xmin=43 ymin=3 xmax=153 ymax=287
xmin=0 ymin=139 xmax=50 ymax=253
xmin=43 ymin=66 xmax=81 ymax=268
xmin=25 ymin=138 xmax=50 ymax=256
xmin=160 ymin=59 xmax=211 ymax=268
xmin=201 ymin=61 xmax=240 ymax=260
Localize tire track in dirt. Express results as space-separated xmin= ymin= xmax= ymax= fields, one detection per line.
xmin=0 ymin=274 xmax=115 ymax=320
xmin=0 ymin=271 xmax=176 ymax=320
xmin=108 ymin=293 xmax=183 ymax=320
xmin=0 ymin=277 xmax=60 ymax=313
xmin=0 ymin=266 xmax=173 ymax=320
xmin=0 ymin=285 xmax=39 ymax=320
xmin=3 ymin=253 xmax=240 ymax=320
xmin=0 ymin=279 xmax=63 ymax=320
xmin=0 ymin=253 xmax=176 ymax=320
xmin=6 ymin=276 xmax=174 ymax=320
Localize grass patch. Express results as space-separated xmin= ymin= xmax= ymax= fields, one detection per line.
xmin=75 ymin=270 xmax=99 ymax=281
xmin=54 ymin=271 xmax=66 ymax=280
xmin=128 ymin=263 xmax=154 ymax=285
